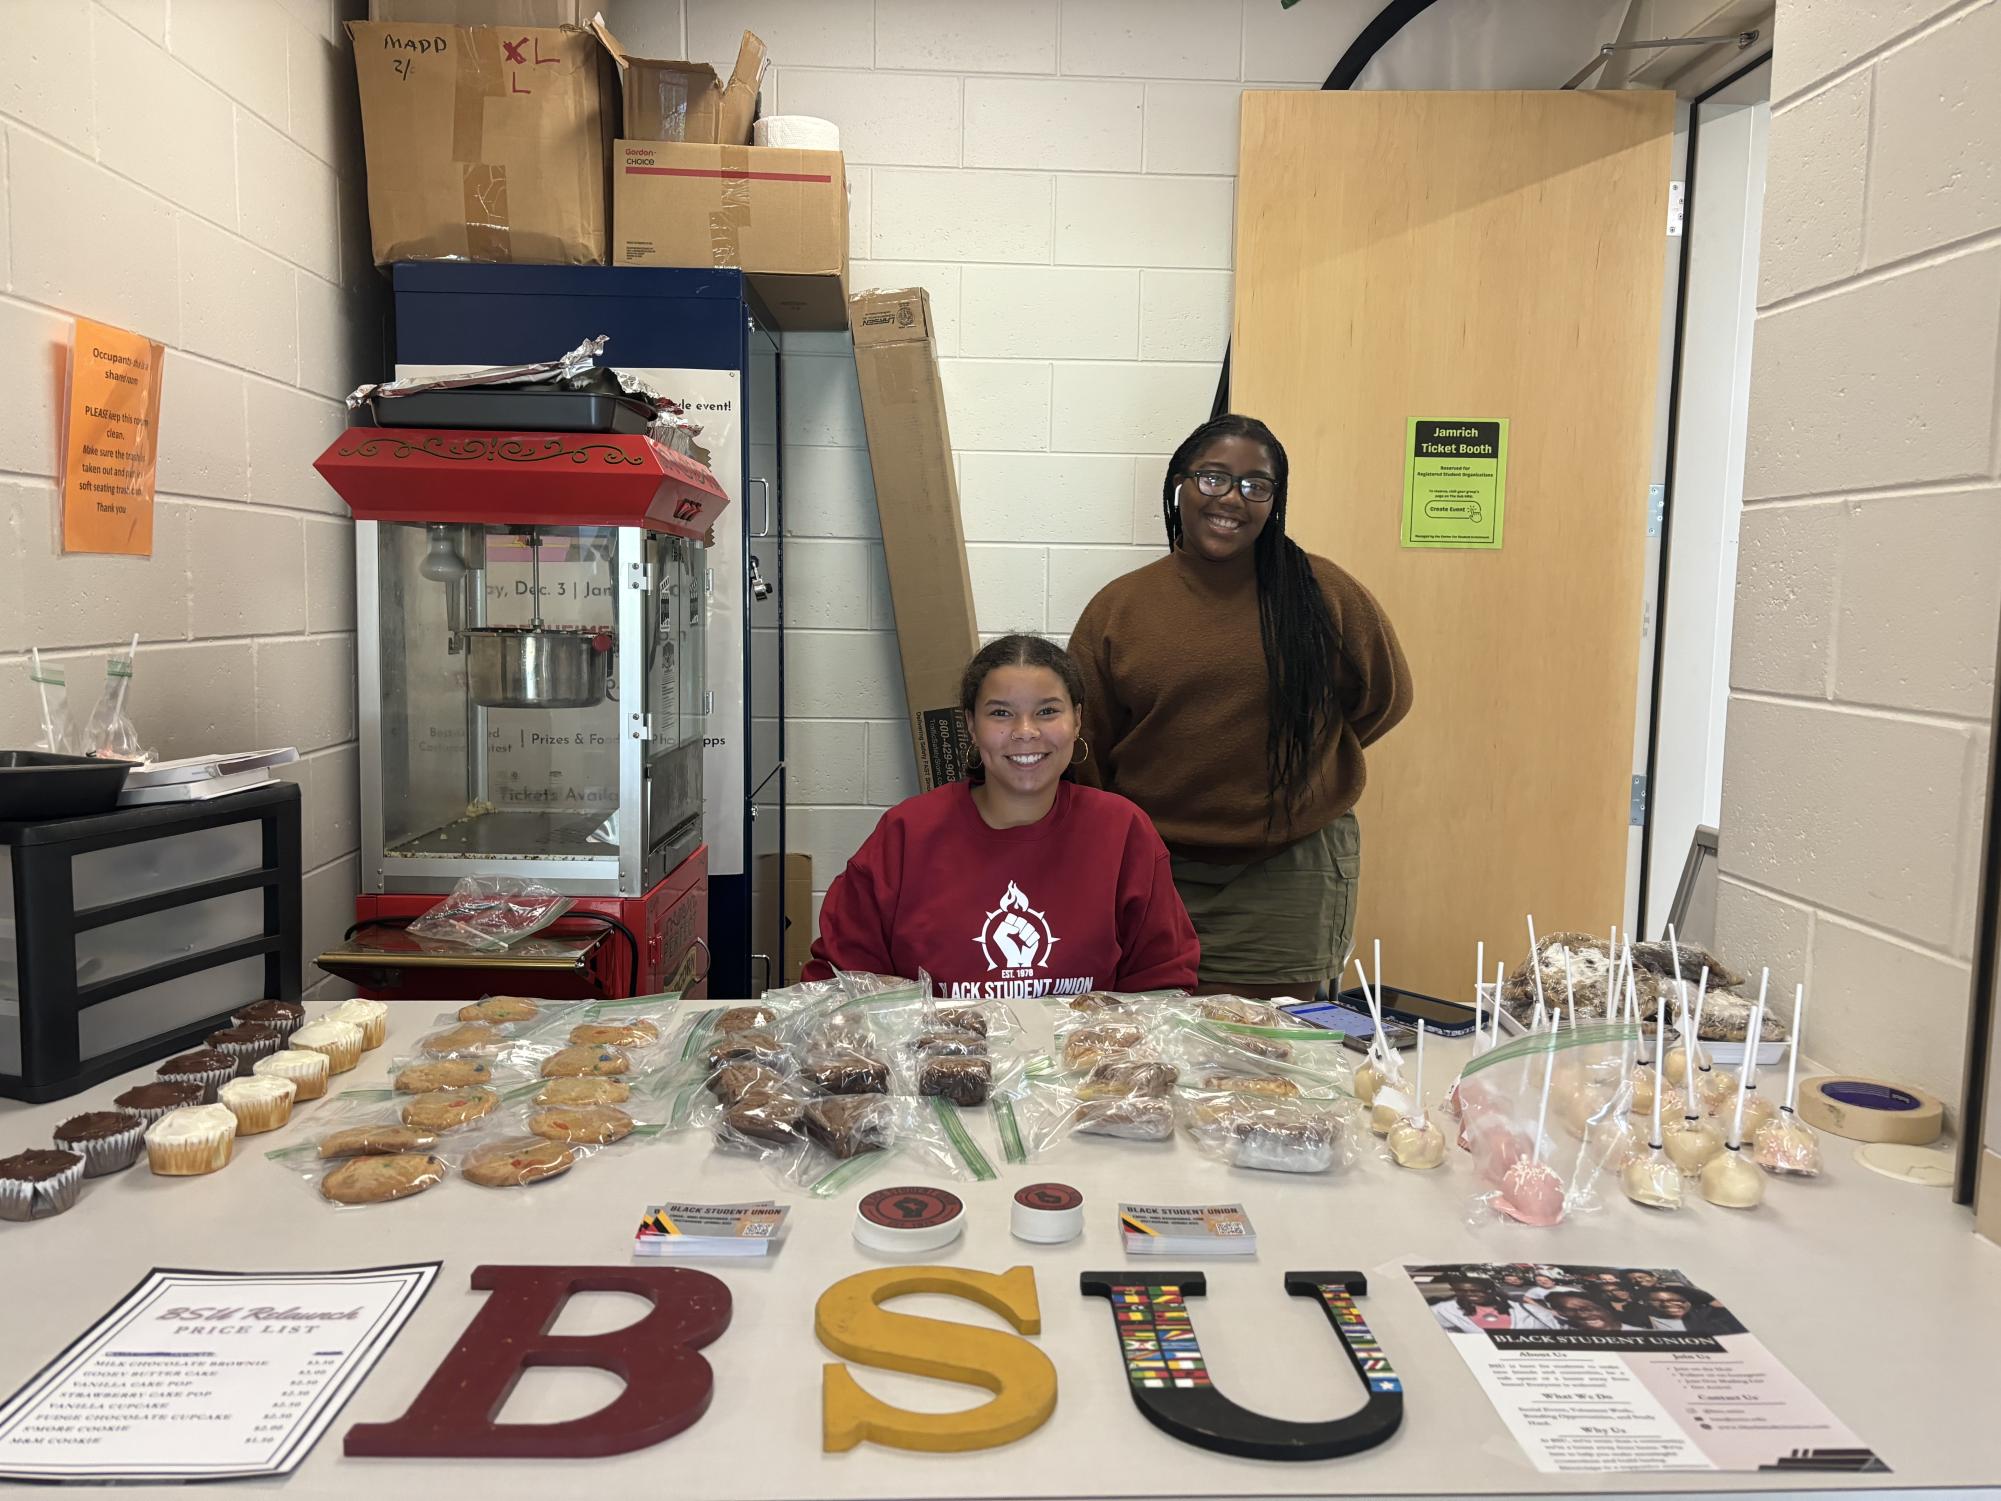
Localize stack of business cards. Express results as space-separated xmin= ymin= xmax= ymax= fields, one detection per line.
xmin=635 ymin=1201 xmax=789 ymax=1257
xmin=1118 ymin=1202 xmax=1257 ymax=1256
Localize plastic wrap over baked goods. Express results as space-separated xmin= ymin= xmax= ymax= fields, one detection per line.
xmin=406 ymin=876 xmax=574 ymax=953
xmin=1178 ymin=1090 xmax=1363 ymax=1175
xmin=1459 ymin=1019 xmax=1642 ymax=1226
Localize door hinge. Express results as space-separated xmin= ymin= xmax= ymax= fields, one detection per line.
xmin=703 ymin=690 xmax=715 ymax=716
xmin=631 ymin=713 xmax=654 ymax=743
xmin=1630 ymin=775 xmax=1648 ymax=826
xmin=1647 ymin=484 xmax=1665 ymax=538
xmin=1667 ymin=181 xmax=1685 ymax=237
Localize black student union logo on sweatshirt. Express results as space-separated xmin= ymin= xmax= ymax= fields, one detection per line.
xmin=975 ymin=881 xmax=1059 ymax=977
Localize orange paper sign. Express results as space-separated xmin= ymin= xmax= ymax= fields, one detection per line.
xmin=62 ymin=317 xmax=164 ymax=556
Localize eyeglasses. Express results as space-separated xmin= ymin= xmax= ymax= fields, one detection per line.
xmin=1183 ymin=469 xmax=1276 ymax=504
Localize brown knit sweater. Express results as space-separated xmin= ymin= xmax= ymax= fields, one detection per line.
xmin=1069 ymin=547 xmax=1412 ymax=864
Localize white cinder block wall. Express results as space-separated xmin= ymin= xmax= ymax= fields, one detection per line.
xmin=0 ymin=0 xmax=380 ymax=998
xmin=601 ymin=0 xmax=1384 ymax=943
xmin=1714 ymin=0 xmax=2001 ymax=1115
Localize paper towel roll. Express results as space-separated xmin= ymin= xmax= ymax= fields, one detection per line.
xmin=754 ymin=115 xmax=842 ymax=151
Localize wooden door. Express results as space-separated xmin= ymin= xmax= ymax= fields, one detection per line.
xmin=1232 ymin=90 xmax=1674 ymax=1001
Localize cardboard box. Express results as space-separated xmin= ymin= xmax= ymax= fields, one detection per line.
xmin=347 ymin=21 xmax=616 ymax=266
xmin=369 ymin=0 xmax=583 ymax=23
xmin=755 ymin=852 xmax=814 ymax=986
xmin=593 ymin=24 xmax=766 ymax=144
xmin=849 ymin=288 xmax=981 ymax=790
xmin=612 ymin=141 xmax=849 ymax=329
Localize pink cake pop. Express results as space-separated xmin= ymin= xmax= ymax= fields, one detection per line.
xmin=1497 ymin=1018 xmax=1566 ymax=1225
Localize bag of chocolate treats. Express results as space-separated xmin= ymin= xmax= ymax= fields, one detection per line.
xmin=1458 ymin=1018 xmax=1643 ymax=1226
xmin=758 ymin=1091 xmax=997 ymax=1197
xmin=993 ymin=1055 xmax=1182 ymax=1161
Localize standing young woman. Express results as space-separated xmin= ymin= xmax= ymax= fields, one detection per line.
xmin=1069 ymin=413 xmax=1412 ymax=1001
xmin=805 ymin=635 xmax=1199 ymax=1000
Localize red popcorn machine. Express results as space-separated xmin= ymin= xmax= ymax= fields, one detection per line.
xmin=310 ymin=426 xmax=729 ymax=1001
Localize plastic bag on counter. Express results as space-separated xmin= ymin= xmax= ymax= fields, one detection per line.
xmin=1048 ymin=988 xmax=1189 ymax=1016
xmin=406 ymin=877 xmax=574 ymax=953
xmin=496 ymin=993 xmax=685 ymax=1079
xmin=79 ymin=638 xmax=152 ymax=763
xmin=764 ymin=1092 xmax=996 ymax=1198
xmin=759 ymin=968 xmax=923 ymax=1008
xmin=994 ymin=1069 xmax=1179 ymax=1161
xmin=1160 ymin=1012 xmax=1356 ymax=1095
xmin=1458 ymin=1019 xmax=1642 ymax=1226
xmin=27 ymin=650 xmax=76 ymax=755
xmin=1178 ymin=1088 xmax=1363 ymax=1175
xmin=262 ymin=1087 xmax=479 ymax=1209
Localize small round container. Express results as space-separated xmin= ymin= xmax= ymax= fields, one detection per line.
xmin=52 ymin=1109 xmax=147 ymax=1177
xmin=1010 ymin=1182 xmax=1085 ymax=1244
xmin=853 ymin=1186 xmax=966 ymax=1254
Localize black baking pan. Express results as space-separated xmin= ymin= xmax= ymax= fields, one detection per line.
xmin=0 ymin=752 xmax=137 ymax=821
xmin=364 ymin=386 xmax=655 ymax=434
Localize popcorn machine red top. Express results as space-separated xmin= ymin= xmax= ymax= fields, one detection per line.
xmin=310 ymin=428 xmax=730 ymax=1000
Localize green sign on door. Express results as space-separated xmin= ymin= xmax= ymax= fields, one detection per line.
xmin=1402 ymin=418 xmax=1508 ymax=549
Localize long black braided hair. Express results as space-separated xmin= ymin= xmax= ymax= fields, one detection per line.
xmin=1162 ymin=414 xmax=1354 ymax=830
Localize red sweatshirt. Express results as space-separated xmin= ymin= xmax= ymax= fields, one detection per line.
xmin=805 ymin=781 xmax=1199 ymax=1001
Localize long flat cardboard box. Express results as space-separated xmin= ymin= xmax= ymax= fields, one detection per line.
xmin=849 ymin=288 xmax=980 ymax=790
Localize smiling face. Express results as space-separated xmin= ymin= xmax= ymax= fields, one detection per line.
xmin=1550 ymin=1295 xmax=1621 ymax=1332
xmin=965 ymin=665 xmax=1079 ymax=802
xmin=1647 ymin=1289 xmax=1693 ymax=1318
xmin=1175 ymin=433 xmax=1278 ymax=564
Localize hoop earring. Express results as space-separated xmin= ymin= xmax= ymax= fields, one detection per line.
xmin=1071 ymin=738 xmax=1090 ymax=767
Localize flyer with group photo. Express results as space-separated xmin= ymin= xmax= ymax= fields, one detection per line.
xmin=1409 ymin=1262 xmax=1885 ymax=1475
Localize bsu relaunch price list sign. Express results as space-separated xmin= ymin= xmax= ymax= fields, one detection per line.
xmin=1402 ymin=417 xmax=1508 ymax=549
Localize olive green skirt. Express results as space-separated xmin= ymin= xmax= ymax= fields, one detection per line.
xmin=1170 ymin=812 xmax=1361 ymax=988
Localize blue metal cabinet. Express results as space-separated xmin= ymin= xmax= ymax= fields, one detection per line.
xmin=390 ymin=263 xmax=786 ymax=999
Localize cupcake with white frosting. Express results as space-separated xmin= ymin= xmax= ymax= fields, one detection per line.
xmin=255 ymin=1048 xmax=332 ymax=1101
xmin=326 ymin=998 xmax=389 ymax=1051
xmin=219 ymin=1075 xmax=298 ymax=1135
xmin=144 ymin=1105 xmax=239 ymax=1176
xmin=290 ymin=1019 xmax=364 ymax=1075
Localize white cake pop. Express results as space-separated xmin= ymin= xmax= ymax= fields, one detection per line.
xmin=1701 ymin=982 xmax=1769 ymax=1210
xmin=1662 ymin=979 xmax=1723 ymax=1177
xmin=1388 ymin=1021 xmax=1446 ymax=1169
xmin=1661 ymin=925 xmax=1693 ymax=1086
xmin=1755 ymin=982 xmax=1822 ymax=1178
xmin=1685 ymin=971 xmax=1735 ymax=1115
xmin=1497 ymin=1018 xmax=1566 ymax=1225
xmin=1623 ymin=989 xmax=1683 ymax=1210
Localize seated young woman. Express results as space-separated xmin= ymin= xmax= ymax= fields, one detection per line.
xmin=804 ymin=634 xmax=1199 ymax=1001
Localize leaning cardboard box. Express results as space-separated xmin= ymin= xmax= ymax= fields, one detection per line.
xmin=849 ymin=288 xmax=981 ymax=791
xmin=613 ymin=142 xmax=848 ymax=329
xmin=347 ymin=20 xmax=616 ymax=265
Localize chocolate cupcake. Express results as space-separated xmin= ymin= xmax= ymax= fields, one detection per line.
xmin=207 ymin=1023 xmax=281 ymax=1076
xmin=0 ymin=1149 xmax=86 ymax=1220
xmin=52 ymin=1110 xmax=146 ymax=1177
xmin=233 ymin=999 xmax=305 ymax=1040
xmin=114 ymin=1080 xmax=205 ymax=1126
xmin=156 ymin=1048 xmax=239 ymax=1104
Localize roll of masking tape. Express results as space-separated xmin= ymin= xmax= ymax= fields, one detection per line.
xmin=1797 ymin=1076 xmax=1944 ymax=1145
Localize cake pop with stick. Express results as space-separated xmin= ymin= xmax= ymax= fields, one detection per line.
xmin=1662 ymin=924 xmax=1693 ymax=1086
xmin=1662 ymin=979 xmax=1724 ymax=1177
xmin=1458 ymin=960 xmax=1510 ymax=1153
xmin=1685 ymin=971 xmax=1734 ymax=1115
xmin=1701 ymin=981 xmax=1769 ymax=1209
xmin=1622 ymin=990 xmax=1683 ymax=1209
xmin=1497 ymin=1018 xmax=1567 ymax=1225
xmin=1351 ymin=951 xmax=1399 ymax=1107
xmin=1525 ymin=916 xmax=1549 ymax=1031
xmin=1755 ymin=983 xmax=1822 ymax=1177
xmin=1388 ymin=1021 xmax=1446 ymax=1169
xmin=1736 ymin=1009 xmax=1779 ymax=1139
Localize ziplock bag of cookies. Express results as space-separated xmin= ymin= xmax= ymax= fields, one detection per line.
xmin=992 ymin=1068 xmax=1177 ymax=1163
xmin=1160 ymin=1011 xmax=1363 ymax=1085
xmin=1053 ymin=988 xmax=1188 ymax=1018
xmin=528 ymin=991 xmax=682 ymax=1053
xmin=880 ymin=994 xmax=1029 ymax=1109
xmin=1178 ymin=1090 xmax=1362 ymax=1175
xmin=261 ymin=1091 xmax=463 ymax=1208
xmin=1051 ymin=1008 xmax=1161 ymax=1075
